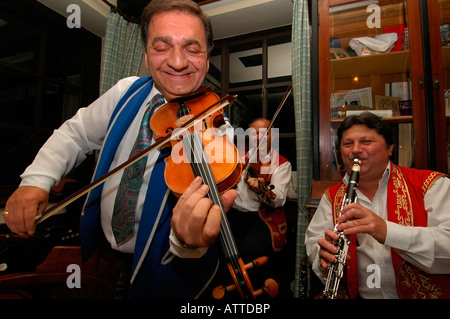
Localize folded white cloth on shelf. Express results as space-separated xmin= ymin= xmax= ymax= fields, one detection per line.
xmin=349 ymin=33 xmax=398 ymax=56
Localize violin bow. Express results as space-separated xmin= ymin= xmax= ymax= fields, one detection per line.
xmin=241 ymin=85 xmax=293 ymax=175
xmin=35 ymin=94 xmax=236 ymax=225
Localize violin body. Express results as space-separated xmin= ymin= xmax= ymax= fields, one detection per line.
xmin=165 ymin=126 xmax=242 ymax=196
xmin=150 ymin=87 xmax=242 ymax=197
xmin=150 ymin=87 xmax=225 ymax=140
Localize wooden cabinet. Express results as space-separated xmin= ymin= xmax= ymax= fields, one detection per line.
xmin=430 ymin=0 xmax=450 ymax=174
xmin=315 ymin=0 xmax=449 ymax=181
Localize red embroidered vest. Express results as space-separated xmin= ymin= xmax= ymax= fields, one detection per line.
xmin=325 ymin=163 xmax=447 ymax=298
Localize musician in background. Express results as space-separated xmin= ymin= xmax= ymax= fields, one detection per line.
xmin=305 ymin=112 xmax=450 ymax=299
xmin=3 ymin=0 xmax=236 ymax=298
xmin=230 ymin=118 xmax=291 ymax=263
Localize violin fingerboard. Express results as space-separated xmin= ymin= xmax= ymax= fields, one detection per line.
xmin=182 ymin=132 xmax=239 ymax=258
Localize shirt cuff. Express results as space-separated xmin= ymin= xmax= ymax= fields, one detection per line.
xmin=19 ymin=175 xmax=55 ymax=193
xmin=384 ymin=221 xmax=412 ymax=251
xmin=169 ymin=229 xmax=208 ymax=259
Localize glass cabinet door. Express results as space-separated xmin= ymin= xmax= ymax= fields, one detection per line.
xmin=318 ymin=0 xmax=421 ymax=180
xmin=437 ymin=0 xmax=450 ymax=173
xmin=424 ymin=0 xmax=450 ymax=174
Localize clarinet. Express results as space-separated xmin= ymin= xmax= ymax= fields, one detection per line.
xmin=322 ymin=158 xmax=361 ymax=299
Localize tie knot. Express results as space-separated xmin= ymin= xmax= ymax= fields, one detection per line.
xmin=142 ymin=93 xmax=165 ymax=123
xmin=149 ymin=93 xmax=165 ymax=109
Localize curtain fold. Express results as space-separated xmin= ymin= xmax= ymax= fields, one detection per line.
xmin=100 ymin=11 xmax=144 ymax=95
xmin=291 ymin=0 xmax=313 ymax=298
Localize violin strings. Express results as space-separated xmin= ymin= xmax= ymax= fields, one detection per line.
xmin=189 ymin=133 xmax=236 ymax=253
xmin=186 ymin=133 xmax=243 ymax=275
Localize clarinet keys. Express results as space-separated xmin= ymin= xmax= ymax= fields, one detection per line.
xmin=321 ymin=158 xmax=360 ymax=299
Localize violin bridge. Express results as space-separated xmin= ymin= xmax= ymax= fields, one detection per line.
xmin=175 ymin=115 xmax=194 ymax=128
xmin=175 ymin=102 xmax=194 ymax=127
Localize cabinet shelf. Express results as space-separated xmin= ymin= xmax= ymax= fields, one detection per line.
xmin=331 ymin=51 xmax=410 ymax=79
xmin=331 ymin=115 xmax=413 ymax=124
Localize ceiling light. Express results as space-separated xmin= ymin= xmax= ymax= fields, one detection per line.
xmin=202 ymin=0 xmax=275 ymax=17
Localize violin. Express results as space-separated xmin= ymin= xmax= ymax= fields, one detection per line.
xmin=22 ymin=85 xmax=276 ymax=299
xmin=150 ymin=86 xmax=279 ymax=299
xmin=245 ymin=162 xmax=276 ymax=204
xmin=241 ymin=85 xmax=293 ymax=205
xmin=150 ymin=87 xmax=242 ymax=196
xmin=32 ymin=88 xmax=235 ymax=226
xmin=26 ymin=87 xmax=278 ymax=299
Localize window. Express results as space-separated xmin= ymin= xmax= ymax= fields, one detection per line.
xmin=207 ymin=26 xmax=296 ymax=170
xmin=0 ymin=1 xmax=101 ymax=201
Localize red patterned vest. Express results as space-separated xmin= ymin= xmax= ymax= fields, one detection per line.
xmin=325 ymin=163 xmax=448 ymax=298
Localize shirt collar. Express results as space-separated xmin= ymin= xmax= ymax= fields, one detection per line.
xmin=344 ymin=161 xmax=391 ymax=185
xmin=247 ymin=147 xmax=276 ymax=164
xmin=381 ymin=161 xmax=391 ymax=184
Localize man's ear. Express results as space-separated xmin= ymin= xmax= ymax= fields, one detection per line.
xmin=144 ymin=50 xmax=149 ymax=69
xmin=388 ymin=143 xmax=395 ymax=157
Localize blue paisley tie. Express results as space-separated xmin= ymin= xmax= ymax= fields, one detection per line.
xmin=111 ymin=93 xmax=165 ymax=246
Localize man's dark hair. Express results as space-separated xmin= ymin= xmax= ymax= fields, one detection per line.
xmin=336 ymin=112 xmax=395 ymax=147
xmin=140 ymin=0 xmax=214 ymax=55
xmin=336 ymin=112 xmax=395 ymax=161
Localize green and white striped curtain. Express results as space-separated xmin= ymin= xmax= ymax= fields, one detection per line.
xmin=100 ymin=11 xmax=144 ymax=94
xmin=291 ymin=0 xmax=313 ymax=298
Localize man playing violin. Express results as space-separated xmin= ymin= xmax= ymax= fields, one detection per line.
xmin=229 ymin=118 xmax=292 ymax=271
xmin=4 ymin=0 xmax=236 ymax=298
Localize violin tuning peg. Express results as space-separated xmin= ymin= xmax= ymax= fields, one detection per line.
xmin=250 ymin=256 xmax=269 ymax=268
xmin=253 ymin=278 xmax=279 ymax=298
xmin=263 ymin=278 xmax=279 ymax=298
xmin=212 ymin=283 xmax=236 ymax=300
xmin=212 ymin=285 xmax=226 ymax=299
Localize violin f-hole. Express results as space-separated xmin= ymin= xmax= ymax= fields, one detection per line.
xmin=165 ymin=127 xmax=175 ymax=134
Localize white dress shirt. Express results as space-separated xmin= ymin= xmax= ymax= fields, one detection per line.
xmin=305 ymin=162 xmax=450 ymax=299
xmin=232 ymin=148 xmax=292 ymax=212
xmin=19 ymin=77 xmax=210 ymax=257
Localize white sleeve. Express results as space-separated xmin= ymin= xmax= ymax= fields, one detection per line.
xmin=19 ymin=77 xmax=139 ymax=192
xmin=169 ymin=229 xmax=208 ymax=258
xmin=384 ymin=176 xmax=450 ymax=274
xmin=305 ymin=194 xmax=334 ymax=282
xmin=267 ymin=161 xmax=292 ymax=208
